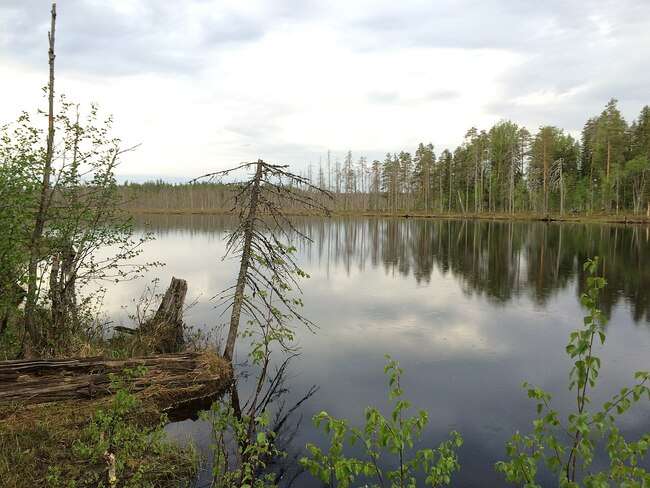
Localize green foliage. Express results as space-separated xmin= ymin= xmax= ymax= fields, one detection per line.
xmin=301 ymin=355 xmax=463 ymax=488
xmin=205 ymin=243 xmax=313 ymax=487
xmin=201 ymin=402 xmax=282 ymax=488
xmin=0 ymin=97 xmax=157 ymax=356
xmin=68 ymin=368 xmax=196 ymax=488
xmin=0 ymin=113 xmax=40 ymax=339
xmin=240 ymin=244 xmax=308 ymax=365
xmin=496 ymin=257 xmax=650 ymax=487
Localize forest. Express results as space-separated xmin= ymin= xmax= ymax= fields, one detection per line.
xmin=120 ymin=101 xmax=650 ymax=219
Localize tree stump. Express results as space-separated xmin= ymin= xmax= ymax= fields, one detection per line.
xmin=141 ymin=277 xmax=187 ymax=353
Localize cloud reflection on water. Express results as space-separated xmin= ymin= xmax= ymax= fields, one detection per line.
xmin=106 ymin=215 xmax=650 ymax=487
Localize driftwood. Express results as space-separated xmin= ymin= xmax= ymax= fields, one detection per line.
xmin=0 ymin=352 xmax=231 ymax=414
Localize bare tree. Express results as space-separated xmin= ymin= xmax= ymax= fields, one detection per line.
xmin=23 ymin=3 xmax=57 ymax=355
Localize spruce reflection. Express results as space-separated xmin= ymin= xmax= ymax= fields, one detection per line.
xmin=300 ymin=218 xmax=650 ymax=323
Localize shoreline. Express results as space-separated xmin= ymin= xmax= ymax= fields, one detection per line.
xmin=125 ymin=208 xmax=650 ymax=225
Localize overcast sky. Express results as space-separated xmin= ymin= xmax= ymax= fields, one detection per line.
xmin=1 ymin=0 xmax=649 ymax=180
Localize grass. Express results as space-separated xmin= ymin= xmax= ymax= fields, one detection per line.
xmin=0 ymin=320 xmax=230 ymax=488
xmin=0 ymin=388 xmax=197 ymax=488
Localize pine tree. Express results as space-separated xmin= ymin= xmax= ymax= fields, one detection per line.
xmin=626 ymin=106 xmax=650 ymax=214
xmin=413 ymin=143 xmax=435 ymax=211
xmin=592 ymin=99 xmax=628 ymax=211
xmin=488 ymin=121 xmax=521 ymax=213
xmin=398 ymin=151 xmax=413 ymax=211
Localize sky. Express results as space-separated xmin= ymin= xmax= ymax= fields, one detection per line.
xmin=1 ymin=0 xmax=649 ymax=181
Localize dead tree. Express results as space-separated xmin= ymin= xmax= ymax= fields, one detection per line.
xmin=24 ymin=2 xmax=57 ymax=355
xmin=114 ymin=277 xmax=188 ymax=353
xmin=195 ymin=159 xmax=332 ymax=362
xmin=0 ymin=351 xmax=231 ymax=410
xmin=192 ymin=159 xmax=331 ymax=485
xmin=141 ymin=276 xmax=187 ymax=353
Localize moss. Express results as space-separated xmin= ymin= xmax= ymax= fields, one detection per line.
xmin=197 ymin=350 xmax=230 ymax=376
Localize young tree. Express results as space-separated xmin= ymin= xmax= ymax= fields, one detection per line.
xmin=2 ymin=101 xmax=154 ymax=356
xmin=302 ymin=356 xmax=463 ymax=488
xmin=2 ymin=4 xmax=154 ymax=356
xmin=497 ymin=258 xmax=650 ymax=486
xmin=0 ymin=116 xmax=37 ymax=337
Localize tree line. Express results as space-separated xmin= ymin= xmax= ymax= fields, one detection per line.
xmin=120 ymin=99 xmax=650 ymax=217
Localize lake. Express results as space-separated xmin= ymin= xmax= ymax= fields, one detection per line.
xmin=102 ymin=215 xmax=650 ymax=487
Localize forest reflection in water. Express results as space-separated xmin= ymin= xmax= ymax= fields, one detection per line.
xmin=124 ymin=215 xmax=650 ymax=487
xmin=137 ymin=214 xmax=650 ymax=323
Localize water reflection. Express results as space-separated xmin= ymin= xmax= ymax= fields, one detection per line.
xmin=124 ymin=215 xmax=650 ymax=487
xmin=136 ymin=215 xmax=650 ymax=322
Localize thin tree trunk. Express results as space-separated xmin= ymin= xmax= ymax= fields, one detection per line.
xmin=607 ymin=140 xmax=611 ymax=178
xmin=560 ymin=161 xmax=564 ymax=215
xmin=24 ymin=3 xmax=57 ymax=356
xmin=223 ymin=160 xmax=263 ymax=361
xmin=448 ymin=166 xmax=453 ymax=212
xmin=474 ymin=149 xmax=478 ymax=212
xmin=543 ymin=137 xmax=548 ymax=214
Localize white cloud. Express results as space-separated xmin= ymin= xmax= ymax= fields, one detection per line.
xmin=1 ymin=0 xmax=649 ymax=178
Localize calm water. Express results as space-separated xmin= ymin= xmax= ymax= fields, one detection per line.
xmin=104 ymin=215 xmax=650 ymax=487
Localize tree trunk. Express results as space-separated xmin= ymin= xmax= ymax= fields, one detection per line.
xmin=24 ymin=3 xmax=57 ymax=356
xmin=543 ymin=137 xmax=548 ymax=214
xmin=607 ymin=140 xmax=611 ymax=178
xmin=223 ymin=160 xmax=263 ymax=361
xmin=140 ymin=277 xmax=187 ymax=353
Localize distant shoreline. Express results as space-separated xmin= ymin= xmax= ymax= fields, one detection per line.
xmin=126 ymin=208 xmax=650 ymax=225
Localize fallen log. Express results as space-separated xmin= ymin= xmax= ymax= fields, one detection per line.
xmin=0 ymin=351 xmax=232 ymax=414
